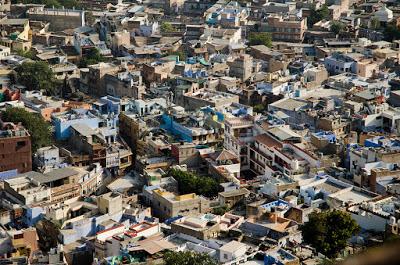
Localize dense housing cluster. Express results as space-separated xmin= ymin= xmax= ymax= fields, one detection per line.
xmin=0 ymin=0 xmax=400 ymax=264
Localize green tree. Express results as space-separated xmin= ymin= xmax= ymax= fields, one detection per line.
xmin=300 ymin=210 xmax=360 ymax=258
xmin=58 ymin=0 xmax=79 ymax=9
xmin=383 ymin=24 xmax=400 ymax=41
xmin=330 ymin=21 xmax=346 ymax=35
xmin=14 ymin=61 xmax=58 ymax=95
xmin=369 ymin=17 xmax=380 ymax=30
xmin=167 ymin=50 xmax=187 ymax=61
xmin=160 ymin=22 xmax=175 ymax=33
xmin=85 ymin=11 xmax=96 ymax=26
xmin=253 ymin=104 xmax=265 ymax=113
xmin=248 ymin=32 xmax=272 ymax=47
xmin=1 ymin=108 xmax=53 ymax=152
xmin=166 ymin=169 xmax=220 ymax=198
xmin=212 ymin=205 xmax=229 ymax=215
xmin=318 ymin=258 xmax=335 ymax=265
xmin=16 ymin=49 xmax=36 ymax=60
xmin=308 ymin=4 xmax=330 ymax=28
xmin=164 ymin=251 xmax=217 ymax=265
xmin=78 ymin=48 xmax=106 ymax=68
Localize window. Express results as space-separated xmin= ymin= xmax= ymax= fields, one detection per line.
xmin=224 ymin=254 xmax=228 ymax=259
xmin=16 ymin=141 xmax=26 ymax=149
xmin=14 ymin=234 xmax=23 ymax=240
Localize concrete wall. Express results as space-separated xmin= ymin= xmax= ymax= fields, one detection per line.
xmin=27 ymin=8 xmax=85 ymax=31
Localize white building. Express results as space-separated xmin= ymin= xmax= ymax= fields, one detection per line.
xmin=374 ymin=5 xmax=393 ymax=23
xmin=219 ymin=240 xmax=249 ymax=263
xmin=348 ymin=196 xmax=400 ymax=232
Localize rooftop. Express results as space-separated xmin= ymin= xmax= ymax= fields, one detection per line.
xmin=31 ymin=168 xmax=79 ymax=185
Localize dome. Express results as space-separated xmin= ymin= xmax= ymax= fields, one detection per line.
xmin=374 ymin=5 xmax=393 ymax=22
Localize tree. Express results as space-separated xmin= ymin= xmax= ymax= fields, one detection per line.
xmin=35 ymin=219 xmax=60 ymax=252
xmin=58 ymin=0 xmax=79 ymax=9
xmin=300 ymin=210 xmax=360 ymax=258
xmin=253 ymin=104 xmax=265 ymax=113
xmin=212 ymin=205 xmax=229 ymax=215
xmin=167 ymin=50 xmax=187 ymax=61
xmin=14 ymin=61 xmax=58 ymax=95
xmin=330 ymin=21 xmax=346 ymax=35
xmin=1 ymin=108 xmax=53 ymax=152
xmin=383 ymin=24 xmax=400 ymax=41
xmin=369 ymin=17 xmax=380 ymax=30
xmin=308 ymin=4 xmax=330 ymax=28
xmin=78 ymin=48 xmax=106 ymax=68
xmin=253 ymin=23 xmax=260 ymax=32
xmin=166 ymin=169 xmax=220 ymax=198
xmin=16 ymin=49 xmax=36 ymax=60
xmin=248 ymin=32 xmax=272 ymax=47
xmin=160 ymin=22 xmax=175 ymax=33
xmin=164 ymin=251 xmax=217 ymax=265
xmin=85 ymin=11 xmax=96 ymax=26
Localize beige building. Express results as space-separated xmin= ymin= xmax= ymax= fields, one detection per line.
xmin=0 ymin=18 xmax=31 ymax=41
xmin=27 ymin=7 xmax=85 ymax=31
xmin=97 ymin=192 xmax=123 ymax=215
xmin=218 ymin=188 xmax=250 ymax=208
xmin=356 ymin=59 xmax=379 ymax=78
xmin=303 ymin=66 xmax=329 ymax=88
xmin=145 ymin=189 xmax=209 ymax=220
xmin=142 ymin=60 xmax=176 ymax=84
xmin=80 ymin=62 xmax=120 ymax=96
xmin=266 ymin=15 xmax=307 ymax=42
xmin=228 ymin=54 xmax=253 ymax=81
xmin=171 ymin=216 xmax=220 ymax=240
xmin=183 ymin=89 xmax=239 ymax=111
xmin=104 ymin=71 xmax=145 ymax=99
xmin=111 ymin=30 xmax=130 ymax=54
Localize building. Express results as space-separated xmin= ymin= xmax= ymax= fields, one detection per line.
xmin=224 ymin=115 xmax=254 ymax=171
xmin=80 ymin=63 xmax=119 ymax=97
xmin=0 ymin=18 xmax=30 ymax=41
xmin=104 ymin=71 xmax=145 ymax=99
xmin=0 ymin=45 xmax=10 ymax=59
xmin=144 ymin=188 xmax=209 ymax=221
xmin=205 ymin=1 xmax=249 ymax=27
xmin=264 ymin=247 xmax=300 ymax=265
xmin=52 ymin=109 xmax=103 ymax=141
xmin=34 ymin=146 xmax=60 ymax=171
xmin=219 ymin=240 xmax=249 ymax=264
xmin=27 ymin=7 xmax=85 ymax=31
xmin=98 ymin=192 xmax=123 ymax=216
xmin=0 ymin=122 xmax=32 ymax=174
xmin=348 ymin=196 xmax=400 ymax=232
xmin=218 ymin=188 xmax=250 ymax=208
xmin=228 ymin=54 xmax=253 ymax=81
xmin=183 ymin=89 xmax=239 ymax=111
xmin=324 ymin=52 xmax=362 ymax=75
xmin=171 ymin=215 xmax=220 ymax=240
xmin=266 ymin=15 xmax=307 ymax=42
xmin=78 ymin=0 xmax=122 ymax=10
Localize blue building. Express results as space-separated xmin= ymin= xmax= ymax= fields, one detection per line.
xmin=93 ymin=95 xmax=126 ymax=115
xmin=364 ymin=136 xmax=400 ymax=148
xmin=23 ymin=206 xmax=45 ymax=227
xmin=52 ymin=109 xmax=102 ymax=140
xmin=312 ymin=131 xmax=337 ymax=143
xmin=264 ymin=248 xmax=299 ymax=265
xmin=160 ymin=113 xmax=194 ymax=143
xmin=260 ymin=199 xmax=290 ymax=212
xmin=160 ymin=112 xmax=217 ymax=144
